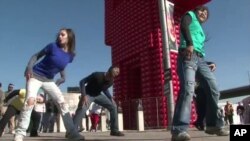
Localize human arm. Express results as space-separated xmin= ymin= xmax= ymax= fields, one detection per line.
xmin=55 ymin=70 xmax=66 ymax=86
xmin=236 ymin=108 xmax=241 ymax=115
xmin=24 ymin=47 xmax=47 ymax=80
xmin=224 ymin=106 xmax=228 ymax=115
xmin=239 ymin=106 xmax=245 ymax=115
xmin=206 ymin=62 xmax=216 ymax=72
xmin=4 ymin=90 xmax=19 ymax=103
xmin=78 ymin=74 xmax=93 ymax=107
xmin=181 ymin=14 xmax=193 ymax=46
xmin=79 ymin=77 xmax=88 ymax=97
xmin=230 ymin=106 xmax=234 ymax=115
xmin=180 ymin=13 xmax=193 ymax=60
xmin=0 ymin=91 xmax=5 ymax=103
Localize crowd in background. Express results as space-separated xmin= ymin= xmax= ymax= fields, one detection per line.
xmin=0 ymin=83 xmax=110 ymax=137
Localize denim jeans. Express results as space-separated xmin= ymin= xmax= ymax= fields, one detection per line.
xmin=171 ymin=53 xmax=224 ymax=135
xmin=41 ymin=112 xmax=56 ymax=132
xmin=73 ymin=93 xmax=118 ymax=132
xmin=15 ymin=78 xmax=79 ymax=137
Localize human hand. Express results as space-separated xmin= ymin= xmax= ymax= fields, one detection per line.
xmin=24 ymin=67 xmax=33 ymax=80
xmin=80 ymin=95 xmax=89 ymax=107
xmin=185 ymin=46 xmax=194 ymax=60
xmin=208 ymin=63 xmax=216 ymax=72
xmin=55 ymin=78 xmax=65 ymax=86
xmin=3 ymin=99 xmax=8 ymax=106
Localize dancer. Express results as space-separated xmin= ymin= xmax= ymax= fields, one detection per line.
xmin=171 ymin=6 xmax=229 ymax=141
xmin=13 ymin=28 xmax=84 ymax=141
xmin=73 ymin=66 xmax=124 ymax=136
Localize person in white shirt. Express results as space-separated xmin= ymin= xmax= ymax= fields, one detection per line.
xmin=28 ymin=93 xmax=45 ymax=137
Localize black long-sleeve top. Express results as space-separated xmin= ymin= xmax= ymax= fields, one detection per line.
xmin=4 ymin=90 xmax=19 ymax=103
xmin=180 ymin=13 xmax=193 ymax=46
xmin=79 ymin=72 xmax=112 ymax=99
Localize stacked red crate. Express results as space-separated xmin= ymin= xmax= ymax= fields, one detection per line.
xmin=105 ymin=0 xmax=168 ymax=129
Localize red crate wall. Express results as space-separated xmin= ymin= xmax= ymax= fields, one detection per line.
xmin=105 ymin=0 xmax=167 ymax=129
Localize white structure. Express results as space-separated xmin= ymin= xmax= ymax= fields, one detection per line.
xmin=118 ymin=112 xmax=124 ymax=131
xmin=137 ymin=100 xmax=144 ymax=131
xmin=100 ymin=110 xmax=108 ymax=132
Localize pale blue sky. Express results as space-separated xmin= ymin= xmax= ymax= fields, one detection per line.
xmin=0 ymin=0 xmax=111 ymax=92
xmin=0 ymin=0 xmax=250 ymax=98
xmin=205 ymin=0 xmax=250 ymax=91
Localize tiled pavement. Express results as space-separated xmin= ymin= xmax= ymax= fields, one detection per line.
xmin=0 ymin=128 xmax=230 ymax=141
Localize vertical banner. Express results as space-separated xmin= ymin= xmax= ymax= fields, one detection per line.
xmin=158 ymin=0 xmax=175 ymax=129
xmin=165 ymin=1 xmax=177 ymax=51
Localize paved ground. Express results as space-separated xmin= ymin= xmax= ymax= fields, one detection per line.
xmin=1 ymin=128 xmax=230 ymax=141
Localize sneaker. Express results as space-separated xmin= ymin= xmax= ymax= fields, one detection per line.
xmin=14 ymin=134 xmax=24 ymax=141
xmin=194 ymin=122 xmax=205 ymax=131
xmin=171 ymin=132 xmax=191 ymax=141
xmin=67 ymin=132 xmax=85 ymax=141
xmin=65 ymin=132 xmax=69 ymax=138
xmin=78 ymin=128 xmax=84 ymax=132
xmin=30 ymin=133 xmax=39 ymax=137
xmin=110 ymin=131 xmax=125 ymax=136
xmin=205 ymin=127 xmax=229 ymax=136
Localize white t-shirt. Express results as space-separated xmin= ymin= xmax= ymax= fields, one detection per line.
xmin=89 ymin=102 xmax=102 ymax=115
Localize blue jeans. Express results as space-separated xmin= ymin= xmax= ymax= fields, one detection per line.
xmin=73 ymin=94 xmax=118 ymax=132
xmin=171 ymin=53 xmax=224 ymax=134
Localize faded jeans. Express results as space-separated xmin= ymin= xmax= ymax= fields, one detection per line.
xmin=171 ymin=53 xmax=224 ymax=135
xmin=73 ymin=93 xmax=119 ymax=132
xmin=15 ymin=78 xmax=78 ymax=137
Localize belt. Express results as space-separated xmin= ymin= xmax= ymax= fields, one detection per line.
xmin=178 ymin=49 xmax=203 ymax=58
xmin=193 ymin=51 xmax=203 ymax=58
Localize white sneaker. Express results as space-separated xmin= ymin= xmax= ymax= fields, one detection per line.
xmin=13 ymin=134 xmax=24 ymax=141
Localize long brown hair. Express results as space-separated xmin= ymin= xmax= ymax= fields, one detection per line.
xmin=56 ymin=28 xmax=76 ymax=55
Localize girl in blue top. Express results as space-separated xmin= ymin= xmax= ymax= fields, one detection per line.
xmin=14 ymin=28 xmax=84 ymax=141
